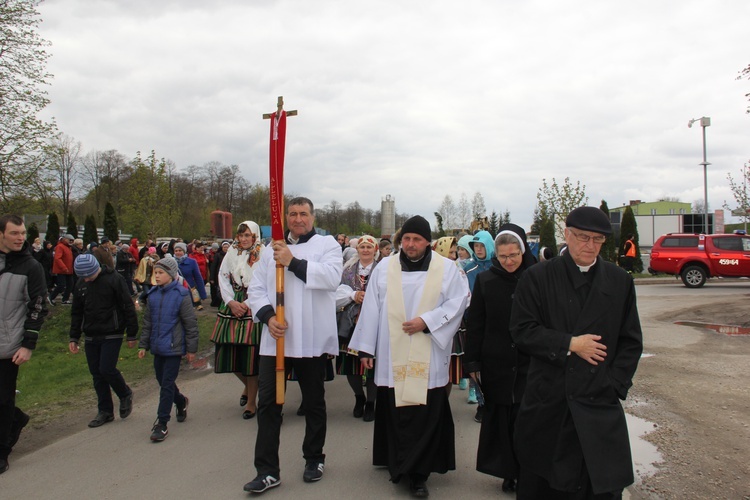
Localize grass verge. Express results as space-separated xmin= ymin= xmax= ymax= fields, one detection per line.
xmin=16 ymin=305 xmax=217 ymax=423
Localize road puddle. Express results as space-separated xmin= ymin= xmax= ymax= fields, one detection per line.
xmin=674 ymin=321 xmax=750 ymax=336
xmin=627 ymin=413 xmax=663 ymax=481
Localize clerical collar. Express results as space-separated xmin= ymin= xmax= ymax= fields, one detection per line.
xmin=576 ymin=259 xmax=597 ymax=273
xmin=399 ymin=248 xmax=431 ymax=272
xmin=285 ymin=228 xmax=317 ymax=245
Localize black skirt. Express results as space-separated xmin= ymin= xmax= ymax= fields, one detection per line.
xmin=373 ymin=386 xmax=455 ymax=482
xmin=476 ymin=401 xmax=520 ymax=479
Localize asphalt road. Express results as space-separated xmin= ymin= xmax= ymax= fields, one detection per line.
xmin=5 ymin=280 xmax=747 ymax=499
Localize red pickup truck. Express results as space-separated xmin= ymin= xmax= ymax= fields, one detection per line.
xmin=648 ymin=232 xmax=750 ymax=288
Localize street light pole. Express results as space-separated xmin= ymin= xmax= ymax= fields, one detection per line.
xmin=688 ymin=117 xmax=711 ymax=234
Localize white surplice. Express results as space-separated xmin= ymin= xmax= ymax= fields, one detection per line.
xmin=248 ymin=233 xmax=342 ymax=358
xmin=348 ymin=251 xmax=469 ymax=389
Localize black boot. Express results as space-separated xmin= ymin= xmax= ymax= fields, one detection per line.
xmin=353 ymin=395 xmax=366 ymax=418
xmin=502 ymin=478 xmax=516 ymax=492
xmin=363 ymin=402 xmax=375 ymax=422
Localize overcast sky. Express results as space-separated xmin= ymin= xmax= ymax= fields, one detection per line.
xmin=37 ymin=0 xmax=750 ymax=230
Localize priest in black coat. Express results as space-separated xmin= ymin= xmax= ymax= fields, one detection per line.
xmin=510 ymin=206 xmax=643 ymax=499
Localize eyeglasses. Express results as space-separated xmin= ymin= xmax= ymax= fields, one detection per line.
xmin=497 ymin=252 xmax=521 ymax=261
xmin=568 ymin=229 xmax=606 ymax=245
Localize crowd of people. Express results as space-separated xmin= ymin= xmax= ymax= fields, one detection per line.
xmin=0 ymin=203 xmax=643 ymax=499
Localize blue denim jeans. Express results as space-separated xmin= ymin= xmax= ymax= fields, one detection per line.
xmin=153 ymin=355 xmax=186 ymax=423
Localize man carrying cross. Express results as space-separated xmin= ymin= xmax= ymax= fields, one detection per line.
xmin=348 ymin=215 xmax=469 ymax=498
xmin=244 ymin=197 xmax=342 ymax=494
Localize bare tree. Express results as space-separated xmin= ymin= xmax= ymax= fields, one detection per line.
xmin=326 ymin=200 xmax=342 ymax=233
xmin=692 ymin=199 xmax=709 ymax=214
xmin=737 ymin=64 xmax=750 ymax=114
xmin=45 ymin=134 xmax=83 ymax=219
xmin=536 ymin=177 xmax=588 ymax=235
xmin=81 ymin=148 xmax=128 ymax=219
xmin=471 ymin=191 xmax=486 ymax=221
xmin=723 ymin=163 xmax=750 ymax=228
xmin=457 ymin=192 xmax=470 ymax=230
xmin=345 ymin=201 xmax=363 ymax=233
xmin=222 ymin=164 xmax=240 ymax=212
xmin=437 ymin=194 xmax=456 ymax=230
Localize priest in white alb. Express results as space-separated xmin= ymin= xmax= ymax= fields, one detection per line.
xmin=348 ymin=215 xmax=469 ymax=498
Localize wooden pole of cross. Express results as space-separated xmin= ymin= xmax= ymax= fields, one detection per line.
xmin=263 ymin=96 xmax=296 ymax=405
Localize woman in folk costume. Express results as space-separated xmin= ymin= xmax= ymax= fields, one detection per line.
xmin=211 ymin=221 xmax=264 ymax=419
xmin=335 ymin=235 xmax=379 ymax=422
xmin=464 ymin=223 xmax=537 ymax=493
xmin=432 ymin=236 xmax=466 ymax=394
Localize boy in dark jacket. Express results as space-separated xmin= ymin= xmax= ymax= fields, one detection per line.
xmin=138 ymin=256 xmax=199 ymax=442
xmin=69 ymin=254 xmax=139 ymax=428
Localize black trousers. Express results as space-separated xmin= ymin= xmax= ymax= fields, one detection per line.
xmin=254 ymin=354 xmax=328 ymax=477
xmin=49 ymin=274 xmax=74 ymax=301
xmin=84 ymin=337 xmax=131 ymax=414
xmin=0 ymin=359 xmax=25 ymax=460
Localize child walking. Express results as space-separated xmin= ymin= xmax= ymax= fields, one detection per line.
xmin=138 ymin=256 xmax=199 ymax=442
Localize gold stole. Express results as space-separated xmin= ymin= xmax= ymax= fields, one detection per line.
xmin=387 ymin=252 xmax=444 ymax=407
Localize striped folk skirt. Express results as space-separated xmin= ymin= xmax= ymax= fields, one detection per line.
xmin=210 ymin=291 xmax=262 ymax=376
xmin=336 ymin=336 xmax=374 ymax=377
xmin=449 ymin=327 xmax=465 ymax=385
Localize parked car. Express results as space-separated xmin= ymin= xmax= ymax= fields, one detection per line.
xmin=648 ymin=232 xmax=750 ymax=288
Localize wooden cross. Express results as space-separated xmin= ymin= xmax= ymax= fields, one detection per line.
xmin=262 ymin=96 xmax=298 ymax=119
xmin=262 ymin=95 xmax=296 ymax=406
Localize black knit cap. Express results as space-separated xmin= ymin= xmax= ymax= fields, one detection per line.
xmin=565 ymin=206 xmax=612 ymax=236
xmin=400 ymin=215 xmax=432 ymax=242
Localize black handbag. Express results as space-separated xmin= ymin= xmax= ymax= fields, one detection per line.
xmin=337 ymin=303 xmax=359 ymax=339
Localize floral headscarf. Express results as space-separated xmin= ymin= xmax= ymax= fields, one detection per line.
xmin=228 ymin=220 xmax=264 ymax=288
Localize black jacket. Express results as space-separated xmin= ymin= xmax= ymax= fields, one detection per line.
xmin=209 ymin=249 xmax=226 ymax=283
xmin=69 ymin=267 xmax=139 ymax=342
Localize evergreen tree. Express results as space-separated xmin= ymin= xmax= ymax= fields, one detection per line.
xmin=619 ymin=206 xmax=643 ymax=273
xmin=66 ymin=211 xmax=78 ymax=238
xmin=47 ymin=212 xmax=60 ymax=242
xmin=103 ymin=202 xmax=119 ymax=242
xmin=433 ymin=212 xmax=445 ymax=238
xmin=539 ymin=216 xmax=557 ymax=253
xmin=83 ymin=214 xmax=98 ymax=244
xmin=530 ymin=206 xmax=543 ymax=235
xmin=533 ymin=204 xmax=557 ymax=251
xmin=26 ymin=221 xmax=39 ymax=244
xmin=502 ymin=209 xmax=511 ymax=226
xmin=488 ymin=210 xmax=499 ymax=238
xmin=599 ymin=200 xmax=617 ymax=262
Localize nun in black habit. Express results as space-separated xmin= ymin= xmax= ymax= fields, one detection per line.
xmin=464 ymin=223 xmax=537 ymax=493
